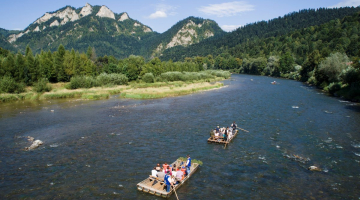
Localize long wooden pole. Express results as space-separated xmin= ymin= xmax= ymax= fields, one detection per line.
xmin=173 ymin=185 xmax=179 ymax=200
xmin=238 ymin=127 xmax=249 ymax=132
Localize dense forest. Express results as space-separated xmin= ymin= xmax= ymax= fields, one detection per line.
xmin=160 ymin=7 xmax=360 ymax=61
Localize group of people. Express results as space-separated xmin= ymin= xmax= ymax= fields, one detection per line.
xmin=211 ymin=121 xmax=237 ymax=142
xmin=151 ymin=155 xmax=192 ymax=192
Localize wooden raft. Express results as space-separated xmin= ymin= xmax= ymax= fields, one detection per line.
xmin=207 ymin=129 xmax=238 ymax=144
xmin=136 ymin=159 xmax=199 ymax=198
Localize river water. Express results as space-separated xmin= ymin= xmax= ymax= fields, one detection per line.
xmin=0 ymin=74 xmax=359 ymax=200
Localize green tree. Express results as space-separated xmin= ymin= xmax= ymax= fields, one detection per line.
xmin=122 ymin=55 xmax=144 ymax=81
xmin=25 ymin=45 xmax=36 ymax=85
xmin=2 ymin=53 xmax=16 ymax=78
xmin=279 ymin=52 xmax=294 ymax=73
xmin=54 ymin=44 xmax=67 ymax=82
xmin=300 ymin=50 xmax=321 ymax=82
xmin=315 ymin=52 xmax=350 ymax=84
xmin=15 ymin=52 xmax=26 ymax=82
xmin=42 ymin=50 xmax=54 ymax=80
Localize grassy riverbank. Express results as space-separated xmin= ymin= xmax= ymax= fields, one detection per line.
xmin=0 ymin=78 xmax=225 ymax=102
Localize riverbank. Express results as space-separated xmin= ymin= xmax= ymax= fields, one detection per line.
xmin=0 ymin=78 xmax=225 ymax=103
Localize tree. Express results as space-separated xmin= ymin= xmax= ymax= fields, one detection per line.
xmin=300 ymin=50 xmax=321 ymax=82
xmin=315 ymin=52 xmax=349 ymax=84
xmin=121 ymin=55 xmax=144 ymax=81
xmin=54 ymin=44 xmax=67 ymax=82
xmin=15 ymin=52 xmax=25 ymax=82
xmin=279 ymin=52 xmax=294 ymax=73
xmin=63 ymin=49 xmax=75 ymax=78
xmin=2 ymin=53 xmax=15 ymax=78
xmin=39 ymin=50 xmax=53 ymax=80
xmin=25 ymin=45 xmax=36 ymax=85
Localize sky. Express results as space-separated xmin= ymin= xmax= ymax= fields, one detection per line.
xmin=1 ymin=0 xmax=360 ymax=33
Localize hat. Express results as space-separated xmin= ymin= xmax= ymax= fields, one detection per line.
xmin=182 ymin=166 xmax=185 ymax=169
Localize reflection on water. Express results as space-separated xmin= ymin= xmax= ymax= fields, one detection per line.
xmin=0 ymin=74 xmax=360 ymax=199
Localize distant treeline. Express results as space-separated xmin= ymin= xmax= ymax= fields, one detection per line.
xmin=0 ymin=44 xmax=231 ymax=93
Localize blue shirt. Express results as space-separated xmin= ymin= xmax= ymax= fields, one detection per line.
xmin=164 ymin=174 xmax=171 ymax=185
xmin=186 ymin=157 xmax=191 ymax=167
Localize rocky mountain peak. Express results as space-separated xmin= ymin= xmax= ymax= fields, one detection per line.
xmin=80 ymin=3 xmax=93 ymax=17
xmin=119 ymin=12 xmax=129 ymax=21
xmin=96 ymin=5 xmax=115 ymax=19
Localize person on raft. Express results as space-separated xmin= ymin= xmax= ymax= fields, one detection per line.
xmin=164 ymin=171 xmax=174 ymax=192
xmin=186 ymin=155 xmax=191 ymax=176
xmin=231 ymin=121 xmax=237 ymax=130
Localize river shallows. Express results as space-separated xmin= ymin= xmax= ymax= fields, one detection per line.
xmin=0 ymin=74 xmax=359 ymax=199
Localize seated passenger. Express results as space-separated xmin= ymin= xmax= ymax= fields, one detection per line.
xmin=163 ymin=163 xmax=169 ymax=172
xmin=181 ymin=166 xmax=187 ymax=177
xmin=155 ymin=163 xmax=161 ymax=172
xmin=172 ymin=164 xmax=177 ymax=175
xmin=228 ymin=130 xmax=233 ymax=139
xmin=151 ymin=167 xmax=157 ymax=177
xmin=176 ymin=167 xmax=184 ymax=182
xmin=157 ymin=168 xmax=165 ymax=180
xmin=214 ymin=131 xmax=219 ymax=139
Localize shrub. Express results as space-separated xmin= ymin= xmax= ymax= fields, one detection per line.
xmin=96 ymin=73 xmax=128 ymax=86
xmin=327 ymin=82 xmax=342 ymax=94
xmin=340 ymin=66 xmax=360 ymax=84
xmin=142 ymin=73 xmax=155 ymax=83
xmin=33 ymin=78 xmax=52 ymax=93
xmin=206 ymin=70 xmax=231 ymax=79
xmin=160 ymin=71 xmax=184 ymax=82
xmin=317 ymin=52 xmax=349 ymax=83
xmin=0 ymin=76 xmax=25 ymax=94
xmin=67 ymin=76 xmax=97 ymax=89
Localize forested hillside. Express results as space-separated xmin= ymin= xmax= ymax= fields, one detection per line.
xmin=9 ymin=5 xmax=156 ymax=59
xmin=160 ymin=7 xmax=360 ymax=61
xmin=3 ymin=4 xmax=223 ymax=60
xmin=171 ymin=10 xmax=360 ymax=101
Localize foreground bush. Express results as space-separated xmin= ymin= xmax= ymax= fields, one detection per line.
xmin=0 ymin=76 xmax=25 ymax=94
xmin=33 ymin=78 xmax=52 ymax=93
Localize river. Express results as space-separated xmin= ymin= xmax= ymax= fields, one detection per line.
xmin=0 ymin=74 xmax=359 ymax=199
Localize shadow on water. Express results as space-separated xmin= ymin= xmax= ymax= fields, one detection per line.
xmin=0 ymin=74 xmax=360 ymax=199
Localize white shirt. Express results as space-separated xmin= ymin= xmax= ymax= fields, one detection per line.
xmin=151 ymin=169 xmax=157 ymax=176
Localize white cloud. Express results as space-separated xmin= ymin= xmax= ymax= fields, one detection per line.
xmin=149 ymin=11 xmax=167 ymax=19
xmin=329 ymin=0 xmax=360 ymax=8
xmin=221 ymin=25 xmax=243 ymax=32
xmin=198 ymin=1 xmax=254 ymax=17
xmin=148 ymin=4 xmax=177 ymax=19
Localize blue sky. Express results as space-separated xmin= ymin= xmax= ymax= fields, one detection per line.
xmin=1 ymin=0 xmax=360 ymax=33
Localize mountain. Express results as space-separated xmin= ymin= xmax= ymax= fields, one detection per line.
xmin=6 ymin=3 xmax=156 ymax=58
xmin=159 ymin=6 xmax=360 ymax=61
xmin=3 ymin=3 xmax=224 ymax=59
xmin=141 ymin=16 xmax=225 ymax=59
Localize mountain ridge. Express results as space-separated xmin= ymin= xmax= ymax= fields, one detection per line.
xmin=2 ymin=3 xmax=222 ymax=59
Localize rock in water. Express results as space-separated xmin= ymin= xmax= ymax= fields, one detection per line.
xmin=308 ymin=166 xmax=321 ymax=171
xmin=25 ymin=140 xmax=43 ymax=150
